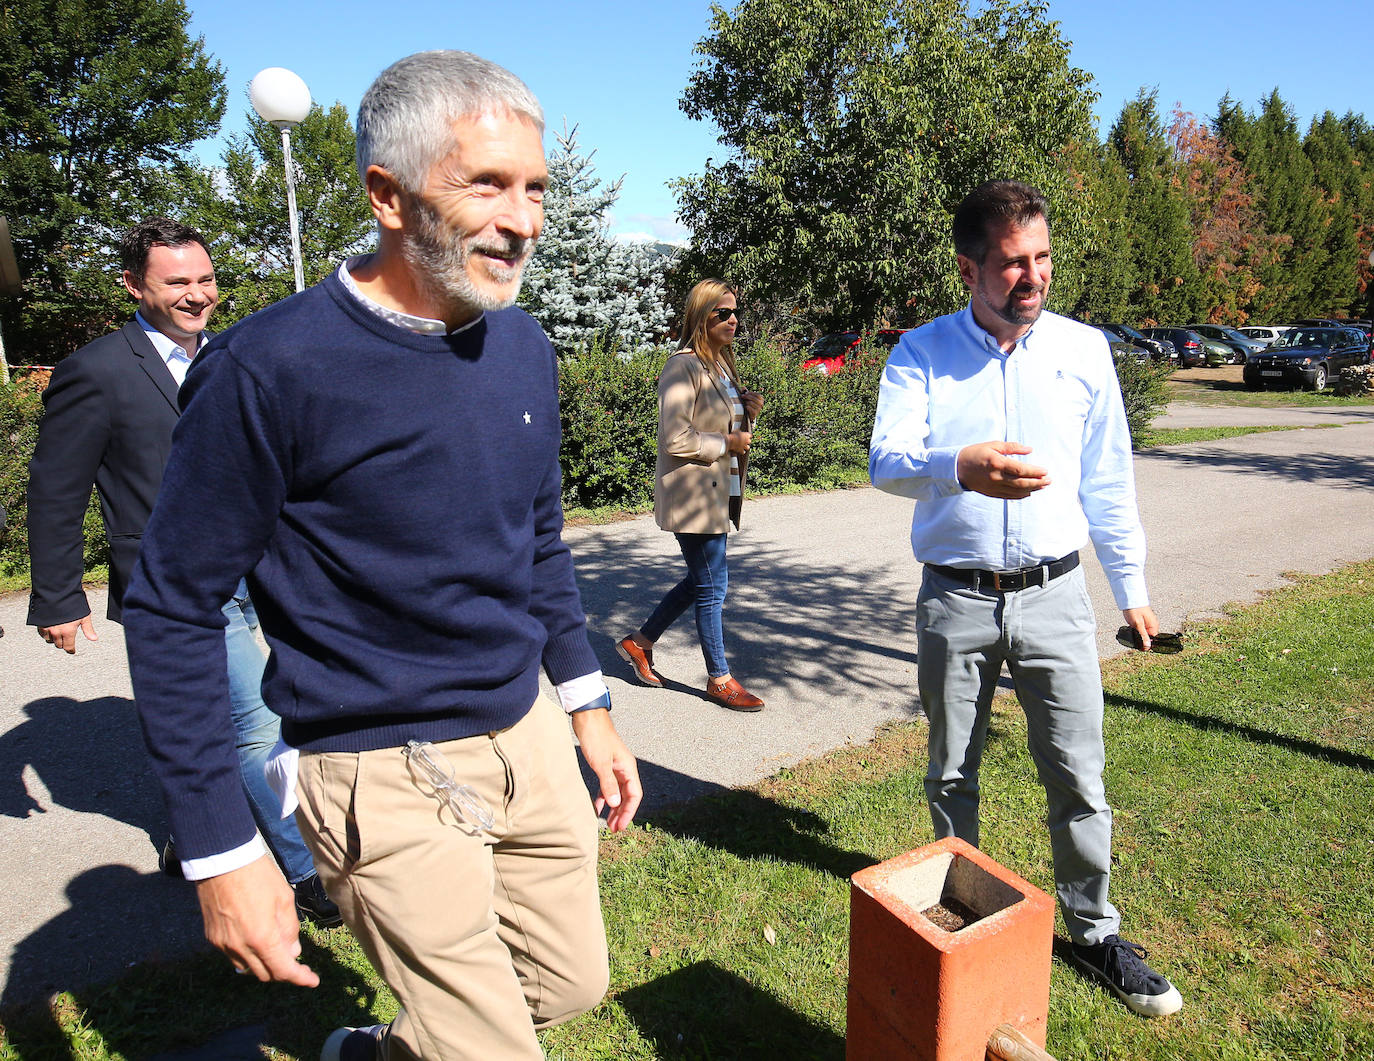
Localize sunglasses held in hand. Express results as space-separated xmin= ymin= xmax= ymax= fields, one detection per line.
xmin=1116 ymin=626 xmax=1184 ymax=654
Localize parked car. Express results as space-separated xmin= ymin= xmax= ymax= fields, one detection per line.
xmin=1237 ymin=325 xmax=1290 ymax=347
xmin=1098 ymin=323 xmax=1177 ymax=363
xmin=1197 ymin=336 xmax=1232 ymax=367
xmin=1142 ymin=327 xmax=1207 ymax=368
xmin=1098 ymin=330 xmax=1149 ymax=363
xmin=1242 ymin=327 xmax=1370 ymax=391
xmin=802 ymin=329 xmax=909 ymax=374
xmin=1189 ymin=324 xmax=1265 ymax=364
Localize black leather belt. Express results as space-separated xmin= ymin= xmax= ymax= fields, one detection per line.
xmin=926 ymin=552 xmax=1080 ymax=592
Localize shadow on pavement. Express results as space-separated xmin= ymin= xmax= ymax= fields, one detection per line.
xmin=0 ymin=695 xmax=165 ymax=841
xmin=1138 ymin=446 xmax=1374 ymax=490
xmin=615 ymin=960 xmax=844 ymax=1060
xmin=2 ymin=915 xmax=380 ymax=1059
xmin=570 ymin=528 xmax=922 ymax=711
xmin=0 ymin=864 xmax=202 ymax=1010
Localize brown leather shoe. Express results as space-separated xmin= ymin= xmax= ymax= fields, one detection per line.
xmin=616 ymin=637 xmax=662 ymax=687
xmin=706 ymin=676 xmax=764 ymax=712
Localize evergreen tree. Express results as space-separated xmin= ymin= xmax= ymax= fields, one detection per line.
xmin=0 ymin=0 xmax=225 ymax=362
xmin=520 ymin=125 xmax=674 ymax=356
xmin=1106 ymin=90 xmax=1199 ymax=324
xmin=1216 ymin=90 xmax=1325 ymax=320
xmin=1304 ymin=111 xmax=1361 ymax=317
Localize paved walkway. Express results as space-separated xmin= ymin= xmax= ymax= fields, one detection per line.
xmin=2 ymin=405 xmax=1372 ymax=1007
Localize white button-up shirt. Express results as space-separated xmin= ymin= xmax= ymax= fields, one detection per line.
xmin=869 ymin=305 xmax=1148 ymax=610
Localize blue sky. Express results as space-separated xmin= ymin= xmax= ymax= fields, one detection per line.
xmin=187 ymin=0 xmax=1371 ymax=243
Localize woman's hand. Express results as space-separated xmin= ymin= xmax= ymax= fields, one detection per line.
xmin=727 ymin=430 xmax=752 ymax=455
xmin=742 ymin=391 xmax=764 ymax=423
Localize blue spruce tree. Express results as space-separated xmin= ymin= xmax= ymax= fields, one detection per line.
xmin=521 ymin=124 xmax=674 ymax=355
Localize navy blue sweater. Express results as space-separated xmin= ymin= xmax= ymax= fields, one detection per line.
xmin=123 ymin=273 xmax=598 ymax=860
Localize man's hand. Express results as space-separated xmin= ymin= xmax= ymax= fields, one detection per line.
xmin=1121 ymin=606 xmax=1159 ymax=652
xmin=37 ymin=614 xmax=98 ymax=654
xmin=741 ymin=390 xmax=764 ymax=424
xmin=570 ymin=708 xmax=642 ymax=832
xmin=195 ymin=855 xmax=319 ymax=986
xmin=955 ymin=442 xmax=1051 ymax=499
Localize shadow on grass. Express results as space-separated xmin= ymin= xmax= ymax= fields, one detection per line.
xmin=616 ymin=960 xmax=843 ymax=1060
xmin=582 ymin=756 xmax=881 ymax=882
xmin=1105 ymin=692 xmax=1374 ymax=773
xmin=0 ymin=927 xmax=381 ymax=1060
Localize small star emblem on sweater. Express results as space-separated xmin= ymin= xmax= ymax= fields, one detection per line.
xmin=523 ymin=411 xmax=531 ymax=424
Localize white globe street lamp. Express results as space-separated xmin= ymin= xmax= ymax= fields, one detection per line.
xmin=250 ymin=67 xmax=312 ymax=293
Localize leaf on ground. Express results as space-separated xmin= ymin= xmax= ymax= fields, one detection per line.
xmin=764 ymin=925 xmax=777 ymax=945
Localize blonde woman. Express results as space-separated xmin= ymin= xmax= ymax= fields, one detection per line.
xmin=617 ymin=280 xmax=766 ymax=710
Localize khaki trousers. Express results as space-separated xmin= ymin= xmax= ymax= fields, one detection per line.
xmin=294 ymin=695 xmax=608 ymax=1060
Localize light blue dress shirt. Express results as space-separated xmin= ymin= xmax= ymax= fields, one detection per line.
xmin=869 ymin=305 xmax=1148 ymax=611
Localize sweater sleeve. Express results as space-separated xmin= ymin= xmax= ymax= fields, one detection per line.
xmin=122 ymin=342 xmax=290 ymax=861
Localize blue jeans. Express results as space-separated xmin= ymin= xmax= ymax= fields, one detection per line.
xmin=224 ymin=579 xmax=316 ymax=884
xmin=641 ymin=533 xmax=730 ymax=679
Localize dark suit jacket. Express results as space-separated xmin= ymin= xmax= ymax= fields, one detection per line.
xmin=26 ymin=320 xmax=190 ymax=626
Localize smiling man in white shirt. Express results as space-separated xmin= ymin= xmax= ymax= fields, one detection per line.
xmin=869 ymin=180 xmax=1182 ymax=1018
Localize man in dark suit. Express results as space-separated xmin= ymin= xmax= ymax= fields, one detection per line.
xmin=25 ymin=217 xmax=337 ymax=924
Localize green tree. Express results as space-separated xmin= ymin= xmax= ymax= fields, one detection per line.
xmin=1215 ymin=90 xmax=1324 ymax=320
xmin=1304 ymin=111 xmax=1362 ymax=318
xmin=0 ymin=0 xmax=225 ymax=363
xmin=1104 ymin=90 xmax=1199 ymax=325
xmin=674 ymin=0 xmax=1098 ymax=335
xmin=172 ymin=102 xmax=376 ymax=327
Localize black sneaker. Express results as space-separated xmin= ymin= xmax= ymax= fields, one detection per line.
xmin=1069 ymin=935 xmax=1183 ymax=1016
xmin=294 ymin=874 xmax=343 ymax=928
xmin=320 ymin=1024 xmax=387 ymax=1061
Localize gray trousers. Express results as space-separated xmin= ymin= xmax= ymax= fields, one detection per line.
xmin=916 ymin=564 xmax=1120 ymax=944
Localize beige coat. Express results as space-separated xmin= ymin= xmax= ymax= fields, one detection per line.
xmin=654 ymin=350 xmax=748 ymax=533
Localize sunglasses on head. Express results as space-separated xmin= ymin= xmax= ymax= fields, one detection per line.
xmin=711 ymin=307 xmax=739 ymax=323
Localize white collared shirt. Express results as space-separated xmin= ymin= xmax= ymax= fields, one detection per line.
xmin=135 ymin=312 xmax=205 ymax=387
xmin=869 ymin=305 xmax=1148 ymax=610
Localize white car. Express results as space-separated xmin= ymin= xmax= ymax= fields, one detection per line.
xmin=1238 ymin=326 xmax=1291 ymax=348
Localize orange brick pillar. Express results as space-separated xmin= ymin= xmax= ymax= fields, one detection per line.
xmin=846 ymin=837 xmax=1055 ymax=1061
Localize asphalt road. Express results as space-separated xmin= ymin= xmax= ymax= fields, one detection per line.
xmin=2 ymin=403 xmax=1372 ymax=1009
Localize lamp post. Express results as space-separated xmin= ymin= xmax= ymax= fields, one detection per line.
xmin=249 ymin=67 xmax=312 ymax=293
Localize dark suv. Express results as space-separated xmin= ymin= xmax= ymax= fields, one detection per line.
xmin=1142 ymin=327 xmax=1207 ymax=368
xmin=1243 ymin=327 xmax=1370 ymax=391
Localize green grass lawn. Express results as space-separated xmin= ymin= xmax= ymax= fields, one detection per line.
xmin=1137 ymin=424 xmax=1327 ymax=448
xmin=3 ymin=561 xmax=1371 ymax=1059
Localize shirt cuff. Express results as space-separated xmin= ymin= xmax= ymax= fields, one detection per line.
xmin=928 ymin=446 xmax=965 ymax=495
xmin=180 ymin=833 xmax=269 ymax=882
xmin=557 ymin=671 xmax=608 ymax=713
xmin=1111 ymin=573 xmax=1150 ymax=612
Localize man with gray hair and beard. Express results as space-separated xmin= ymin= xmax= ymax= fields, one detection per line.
xmin=122 ymin=51 xmax=642 ymax=1060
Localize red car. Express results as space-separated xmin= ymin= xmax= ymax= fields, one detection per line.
xmin=801 ymin=329 xmax=910 ymax=374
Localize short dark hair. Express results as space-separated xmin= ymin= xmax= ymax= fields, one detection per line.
xmin=952 ymin=181 xmax=1050 ymax=265
xmin=119 ymin=218 xmax=211 ymax=282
